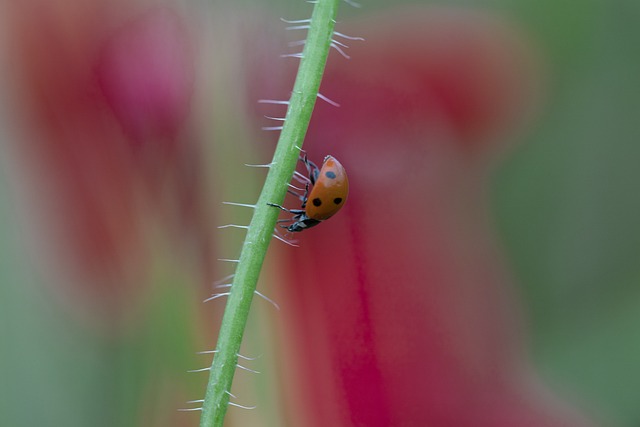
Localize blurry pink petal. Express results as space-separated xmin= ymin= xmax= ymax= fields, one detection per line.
xmin=5 ymin=1 xmax=142 ymax=301
xmin=272 ymin=6 xmax=593 ymax=427
xmin=4 ymin=1 xmax=209 ymax=314
xmin=307 ymin=7 xmax=540 ymax=153
xmin=97 ymin=8 xmax=194 ymax=144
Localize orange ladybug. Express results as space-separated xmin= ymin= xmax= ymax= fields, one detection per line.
xmin=269 ymin=154 xmax=348 ymax=232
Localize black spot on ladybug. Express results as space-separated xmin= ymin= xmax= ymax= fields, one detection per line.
xmin=325 ymin=171 xmax=337 ymax=179
xmin=333 ymin=197 xmax=343 ymax=205
xmin=312 ymin=198 xmax=322 ymax=207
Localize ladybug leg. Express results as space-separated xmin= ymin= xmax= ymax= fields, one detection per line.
xmin=276 ymin=215 xmax=300 ymax=229
xmin=300 ymin=153 xmax=320 ymax=185
xmin=267 ymin=203 xmax=305 ymax=215
xmin=300 ymin=182 xmax=310 ymax=209
xmin=273 ymin=209 xmax=304 ymax=229
xmin=285 ymin=178 xmax=311 ymax=207
xmin=267 ymin=202 xmax=290 ymax=212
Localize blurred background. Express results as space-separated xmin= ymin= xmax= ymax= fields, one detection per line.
xmin=1 ymin=0 xmax=639 ymax=426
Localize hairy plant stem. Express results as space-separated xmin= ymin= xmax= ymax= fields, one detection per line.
xmin=199 ymin=1 xmax=340 ymax=426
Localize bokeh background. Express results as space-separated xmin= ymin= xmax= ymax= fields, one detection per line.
xmin=1 ymin=0 xmax=639 ymax=426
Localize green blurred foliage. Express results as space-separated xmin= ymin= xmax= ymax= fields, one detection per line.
xmin=0 ymin=171 xmax=203 ymax=426
xmin=492 ymin=1 xmax=640 ymax=425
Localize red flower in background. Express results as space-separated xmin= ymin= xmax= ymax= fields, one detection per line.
xmin=5 ymin=1 xmax=210 ymax=315
xmin=98 ymin=7 xmax=194 ymax=145
xmin=270 ymin=7 xmax=595 ymax=427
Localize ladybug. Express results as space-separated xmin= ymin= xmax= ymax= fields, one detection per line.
xmin=269 ymin=154 xmax=348 ymax=232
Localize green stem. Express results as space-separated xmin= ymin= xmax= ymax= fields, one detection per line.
xmin=199 ymin=1 xmax=340 ymax=426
